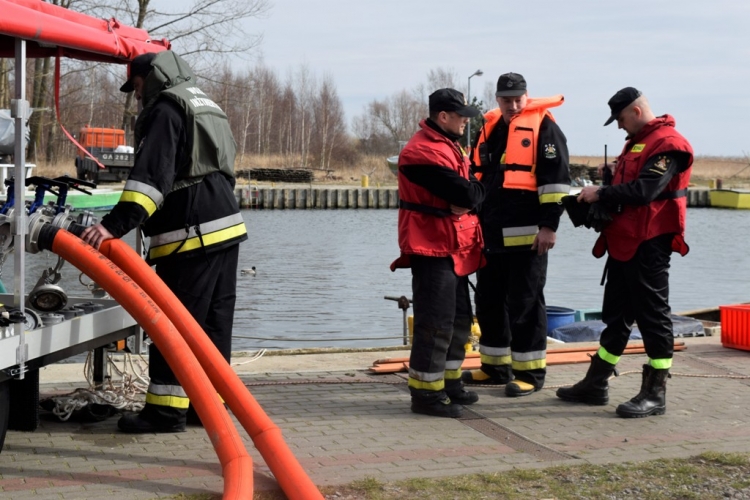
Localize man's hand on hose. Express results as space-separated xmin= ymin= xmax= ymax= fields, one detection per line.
xmin=80 ymin=223 xmax=115 ymax=250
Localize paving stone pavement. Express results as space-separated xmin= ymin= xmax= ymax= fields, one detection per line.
xmin=1 ymin=336 xmax=749 ymax=499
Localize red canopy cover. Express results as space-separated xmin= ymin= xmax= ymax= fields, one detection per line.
xmin=0 ymin=0 xmax=170 ymax=62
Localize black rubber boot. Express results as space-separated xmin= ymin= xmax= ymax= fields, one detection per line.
xmin=444 ymin=379 xmax=478 ymax=405
xmin=616 ymin=365 xmax=670 ymax=418
xmin=410 ymin=389 xmax=463 ymax=418
xmin=117 ymin=412 xmax=186 ymax=433
xmin=556 ymin=354 xmax=617 ymax=405
xmin=461 ymin=364 xmax=513 ymax=386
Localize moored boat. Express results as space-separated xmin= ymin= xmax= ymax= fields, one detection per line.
xmin=709 ymin=188 xmax=750 ymax=209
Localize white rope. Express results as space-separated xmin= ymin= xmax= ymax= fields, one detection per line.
xmin=231 ymin=349 xmax=267 ymax=366
xmin=47 ymin=346 xmax=267 ymax=420
xmin=48 ymin=351 xmax=149 ymax=421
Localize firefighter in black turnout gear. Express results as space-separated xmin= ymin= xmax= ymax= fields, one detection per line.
xmin=81 ymin=50 xmax=248 ymax=433
xmin=556 ymin=87 xmax=693 ymax=418
xmin=462 ymin=73 xmax=570 ymax=397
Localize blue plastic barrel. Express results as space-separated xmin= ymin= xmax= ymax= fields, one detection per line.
xmin=546 ymin=306 xmax=576 ymax=334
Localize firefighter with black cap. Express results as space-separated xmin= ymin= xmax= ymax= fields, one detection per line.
xmin=81 ymin=50 xmax=247 ymax=432
xmin=557 ymin=87 xmax=693 ymax=418
xmin=462 ymin=72 xmax=570 ymax=397
xmin=390 ymin=88 xmax=485 ymax=418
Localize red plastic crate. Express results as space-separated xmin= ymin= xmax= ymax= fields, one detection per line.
xmin=720 ymin=304 xmax=750 ymax=351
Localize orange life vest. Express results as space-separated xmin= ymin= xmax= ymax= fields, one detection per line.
xmin=471 ymin=95 xmax=564 ymax=191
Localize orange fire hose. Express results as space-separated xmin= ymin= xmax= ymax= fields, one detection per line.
xmin=98 ymin=238 xmax=325 ymax=500
xmin=42 ymin=228 xmax=253 ymax=499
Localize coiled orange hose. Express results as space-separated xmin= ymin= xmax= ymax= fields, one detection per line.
xmin=98 ymin=239 xmax=324 ymax=500
xmin=47 ymin=229 xmax=253 ymax=499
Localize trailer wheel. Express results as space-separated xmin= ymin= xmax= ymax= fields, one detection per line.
xmin=0 ymin=380 xmax=9 ymax=453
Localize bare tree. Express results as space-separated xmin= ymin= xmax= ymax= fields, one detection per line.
xmin=0 ymin=60 xmax=9 ymax=109
xmin=368 ymin=90 xmax=425 ymax=145
xmin=426 ymin=67 xmax=459 ymax=92
xmin=483 ymin=81 xmax=497 ymax=112
xmin=311 ymin=74 xmax=345 ymax=170
xmin=76 ymin=0 xmax=269 ymax=60
xmin=288 ymin=65 xmax=316 ymax=168
xmin=72 ymin=0 xmax=269 ymax=139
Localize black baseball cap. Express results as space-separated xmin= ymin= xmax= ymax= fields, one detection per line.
xmin=495 ymin=72 xmax=527 ymax=97
xmin=120 ymin=52 xmax=158 ymax=93
xmin=604 ymin=87 xmax=642 ymax=126
xmin=428 ymin=88 xmax=480 ymax=117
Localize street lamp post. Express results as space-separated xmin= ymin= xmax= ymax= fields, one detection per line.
xmin=467 ymin=69 xmax=483 ymax=148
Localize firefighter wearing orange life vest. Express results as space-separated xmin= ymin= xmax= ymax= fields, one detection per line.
xmin=557 ymin=87 xmax=693 ymax=418
xmin=461 ymin=73 xmax=571 ymax=397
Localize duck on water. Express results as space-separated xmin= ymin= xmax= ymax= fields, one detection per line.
xmin=241 ymin=266 xmax=256 ymax=276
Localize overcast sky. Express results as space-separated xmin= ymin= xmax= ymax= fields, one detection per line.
xmin=172 ymin=0 xmax=750 ymax=157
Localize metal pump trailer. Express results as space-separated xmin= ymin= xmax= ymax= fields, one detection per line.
xmin=0 ymin=0 xmax=169 ymax=451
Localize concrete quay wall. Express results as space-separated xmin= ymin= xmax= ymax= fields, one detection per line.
xmin=234 ymin=185 xmax=399 ymax=209
xmin=233 ymin=185 xmax=712 ymax=209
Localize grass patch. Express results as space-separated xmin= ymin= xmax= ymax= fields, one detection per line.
xmin=318 ymin=452 xmax=750 ymax=500
xmin=163 ymin=452 xmax=750 ymax=500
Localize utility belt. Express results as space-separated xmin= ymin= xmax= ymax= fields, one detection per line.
xmin=398 ymin=200 xmax=453 ymax=217
xmin=655 ymin=188 xmax=688 ymax=200
xmin=606 ymin=188 xmax=687 ymax=215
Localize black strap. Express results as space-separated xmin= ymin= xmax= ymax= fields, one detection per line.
xmin=655 ymin=188 xmax=688 ymax=200
xmin=497 ymin=164 xmax=533 ymax=173
xmin=398 ymin=199 xmax=452 ymax=217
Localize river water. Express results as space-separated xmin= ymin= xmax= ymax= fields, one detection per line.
xmin=3 ymin=207 xmax=750 ymax=351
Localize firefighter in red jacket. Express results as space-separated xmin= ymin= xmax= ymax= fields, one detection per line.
xmin=391 ymin=88 xmax=485 ymax=418
xmin=557 ymin=87 xmax=693 ymax=418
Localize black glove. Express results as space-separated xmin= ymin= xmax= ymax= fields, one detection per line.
xmin=561 ymin=195 xmax=591 ymax=228
xmin=586 ymin=202 xmax=613 ymax=232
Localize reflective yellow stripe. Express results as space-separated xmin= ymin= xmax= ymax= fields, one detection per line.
xmin=151 ymin=213 xmax=245 ymax=247
xmin=445 ymin=360 xmax=464 ymax=371
xmin=123 ymin=179 xmax=164 ymax=206
xmin=148 ymin=223 xmax=247 ymax=259
xmin=480 ymin=354 xmax=512 ymax=366
xmin=502 ymin=225 xmax=538 ymax=247
xmin=145 ymin=392 xmax=190 ymax=409
xmin=480 ymin=346 xmax=510 ymax=357
xmin=512 ymin=358 xmax=546 ymax=371
xmin=120 ymin=190 xmax=158 ymax=216
xmin=597 ymin=346 xmax=621 ymax=365
xmin=504 ymin=234 xmax=537 ymax=247
xmin=649 ymin=358 xmax=672 ymax=369
xmin=444 ymin=368 xmax=462 ymax=381
xmin=408 ymin=377 xmax=444 ymax=391
xmin=538 ymin=183 xmax=570 ymax=195
xmin=539 ymin=192 xmax=567 ymax=204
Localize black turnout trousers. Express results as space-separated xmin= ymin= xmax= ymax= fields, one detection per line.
xmin=600 ymin=234 xmax=674 ymax=361
xmin=143 ymin=244 xmax=239 ymax=424
xmin=408 ymin=255 xmax=472 ymax=393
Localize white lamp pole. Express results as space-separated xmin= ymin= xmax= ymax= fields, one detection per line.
xmin=467 ymin=69 xmax=483 ymax=148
